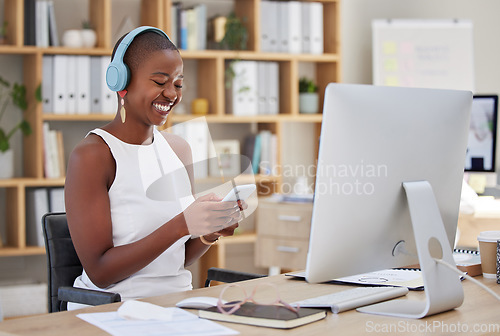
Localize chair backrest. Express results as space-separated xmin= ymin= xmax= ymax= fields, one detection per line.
xmin=42 ymin=212 xmax=83 ymax=312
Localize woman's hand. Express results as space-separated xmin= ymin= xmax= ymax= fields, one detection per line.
xmin=202 ymin=199 xmax=248 ymax=240
xmin=183 ymin=193 xmax=241 ymax=237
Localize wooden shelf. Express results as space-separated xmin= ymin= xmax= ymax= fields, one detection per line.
xmin=0 ymin=246 xmax=45 ymax=257
xmin=42 ymin=113 xmax=115 ymax=121
xmin=171 ymin=114 xmax=323 ymax=124
xmin=179 ymin=49 xmax=339 ymax=62
xmin=0 ymin=178 xmax=65 ymax=188
xmin=0 ymin=0 xmax=340 ymax=263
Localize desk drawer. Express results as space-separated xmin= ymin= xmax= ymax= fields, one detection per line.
xmin=255 ymin=237 xmax=309 ymax=269
xmin=257 ymin=204 xmax=312 ymax=239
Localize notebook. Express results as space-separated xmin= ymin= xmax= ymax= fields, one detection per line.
xmin=198 ymin=302 xmax=326 ymax=329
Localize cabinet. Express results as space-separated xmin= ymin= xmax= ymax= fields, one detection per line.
xmin=0 ymin=0 xmax=341 ymax=266
xmin=255 ymin=198 xmax=313 ymax=271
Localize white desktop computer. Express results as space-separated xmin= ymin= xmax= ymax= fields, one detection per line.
xmin=305 ymin=83 xmax=472 ymax=318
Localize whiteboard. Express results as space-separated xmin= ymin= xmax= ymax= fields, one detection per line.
xmin=372 ymin=19 xmax=474 ymax=92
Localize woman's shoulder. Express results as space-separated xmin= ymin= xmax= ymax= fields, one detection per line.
xmin=69 ymin=132 xmax=112 ymax=164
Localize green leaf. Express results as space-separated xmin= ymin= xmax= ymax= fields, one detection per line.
xmin=20 ymin=120 xmax=32 ymax=135
xmin=0 ymin=129 xmax=8 ymax=152
xmin=35 ymin=84 xmax=42 ymax=102
xmin=11 ymin=83 xmax=28 ymax=110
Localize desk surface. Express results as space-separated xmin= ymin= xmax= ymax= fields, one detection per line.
xmin=0 ymin=274 xmax=499 ymax=336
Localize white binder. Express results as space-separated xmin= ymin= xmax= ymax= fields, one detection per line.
xmin=90 ymin=56 xmax=101 ymax=113
xmin=266 ymin=62 xmax=279 ymax=115
xmin=231 ymin=61 xmax=258 ymax=116
xmin=260 ymin=1 xmax=278 ymax=52
xmin=278 ymin=1 xmax=302 ymax=53
xmin=76 ymin=56 xmax=91 ymax=114
xmin=65 ymin=55 xmax=77 ymax=114
xmin=309 ymin=2 xmax=324 ymax=54
xmin=52 ymin=55 xmax=67 ymax=114
xmin=257 ymin=62 xmax=268 ymax=114
xmin=42 ymin=55 xmax=53 ymax=113
xmin=35 ymin=0 xmax=49 ymax=47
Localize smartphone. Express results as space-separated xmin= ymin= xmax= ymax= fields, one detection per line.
xmin=222 ymin=184 xmax=257 ymax=202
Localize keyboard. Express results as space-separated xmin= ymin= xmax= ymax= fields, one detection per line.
xmin=291 ymin=286 xmax=409 ymax=314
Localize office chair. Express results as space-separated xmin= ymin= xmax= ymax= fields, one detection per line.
xmin=204 ymin=267 xmax=266 ymax=287
xmin=42 ymin=212 xmax=121 ymax=312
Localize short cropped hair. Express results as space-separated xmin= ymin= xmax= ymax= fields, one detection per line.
xmin=111 ymin=30 xmax=178 ymax=73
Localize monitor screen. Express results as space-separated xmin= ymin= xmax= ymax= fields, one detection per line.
xmin=305 ymin=83 xmax=472 ymax=284
xmin=464 ymin=95 xmax=498 ymax=172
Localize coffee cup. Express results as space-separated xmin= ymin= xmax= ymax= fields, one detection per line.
xmin=477 ymin=231 xmax=500 ymax=278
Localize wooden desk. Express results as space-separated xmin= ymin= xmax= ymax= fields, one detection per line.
xmin=0 ymin=274 xmax=499 ymax=335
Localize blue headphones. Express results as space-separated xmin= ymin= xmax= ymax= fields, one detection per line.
xmin=106 ymin=26 xmax=170 ymax=92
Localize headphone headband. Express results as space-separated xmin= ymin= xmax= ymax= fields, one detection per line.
xmin=106 ymin=26 xmax=170 ymax=92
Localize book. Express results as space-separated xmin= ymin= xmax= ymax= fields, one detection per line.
xmin=47 ymin=0 xmax=59 ymax=46
xmin=198 ymin=302 xmax=326 ymax=329
xmin=24 ymin=0 xmax=37 ymax=45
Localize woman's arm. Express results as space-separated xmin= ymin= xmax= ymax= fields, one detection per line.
xmin=65 ymin=134 xmax=190 ymax=288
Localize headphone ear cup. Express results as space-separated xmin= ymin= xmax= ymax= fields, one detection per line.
xmin=106 ymin=61 xmax=129 ymax=92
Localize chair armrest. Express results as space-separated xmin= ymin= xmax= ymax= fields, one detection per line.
xmin=58 ymin=286 xmax=121 ymax=307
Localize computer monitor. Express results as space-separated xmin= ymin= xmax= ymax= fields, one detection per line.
xmin=305 ymin=83 xmax=472 ymax=317
xmin=464 ymin=95 xmax=498 ymax=172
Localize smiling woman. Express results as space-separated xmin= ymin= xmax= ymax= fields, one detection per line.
xmin=64 ymin=26 xmax=243 ymax=310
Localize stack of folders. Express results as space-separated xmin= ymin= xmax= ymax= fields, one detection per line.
xmin=24 ymin=0 xmax=59 ymax=47
xmin=260 ymin=1 xmax=323 ymax=54
xmin=228 ymin=61 xmax=279 ymax=116
xmin=42 ymin=55 xmax=116 ymax=115
xmin=243 ymin=130 xmax=278 ymax=176
xmin=170 ymin=3 xmax=207 ymax=50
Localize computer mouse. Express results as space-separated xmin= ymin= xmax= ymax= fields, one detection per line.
xmin=175 ymin=296 xmax=224 ymax=309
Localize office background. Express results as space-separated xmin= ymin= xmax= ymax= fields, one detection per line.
xmin=0 ymin=0 xmax=499 ymax=306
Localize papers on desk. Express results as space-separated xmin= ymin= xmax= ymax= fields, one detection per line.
xmin=77 ymin=306 xmax=238 ymax=336
xmin=287 ymin=268 xmax=424 ymax=290
xmin=335 ymin=269 xmax=424 ymax=290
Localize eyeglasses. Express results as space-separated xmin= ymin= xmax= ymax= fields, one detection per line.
xmin=217 ymin=283 xmax=300 ymax=315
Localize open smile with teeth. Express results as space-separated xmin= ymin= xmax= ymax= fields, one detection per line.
xmin=153 ymin=103 xmax=173 ymax=114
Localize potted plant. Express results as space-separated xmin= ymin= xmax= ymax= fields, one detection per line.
xmin=220 ymin=12 xmax=248 ymax=51
xmin=0 ymin=76 xmax=39 ymax=178
xmin=299 ymin=77 xmax=319 ymax=114
xmin=80 ymin=20 xmax=97 ymax=48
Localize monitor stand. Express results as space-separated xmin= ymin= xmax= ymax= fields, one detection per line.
xmin=357 ymin=181 xmax=464 ymax=318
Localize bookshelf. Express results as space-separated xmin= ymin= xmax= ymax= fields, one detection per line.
xmin=0 ymin=0 xmax=341 ymax=267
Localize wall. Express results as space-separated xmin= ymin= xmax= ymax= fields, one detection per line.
xmin=341 ymin=0 xmax=500 ymax=174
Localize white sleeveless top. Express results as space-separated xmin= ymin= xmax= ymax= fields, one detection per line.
xmin=71 ymin=127 xmax=194 ymax=305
